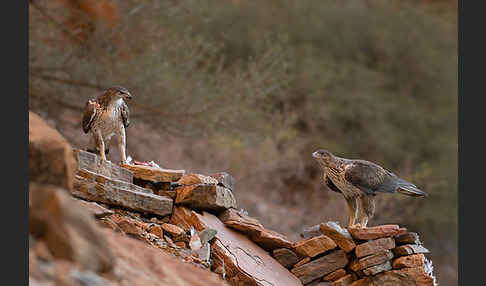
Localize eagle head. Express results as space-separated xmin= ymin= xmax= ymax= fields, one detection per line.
xmin=107 ymin=86 xmax=132 ymax=101
xmin=312 ymin=149 xmax=334 ymax=165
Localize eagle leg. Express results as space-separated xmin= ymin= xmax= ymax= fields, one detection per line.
xmin=94 ymin=130 xmax=106 ymax=161
xmin=345 ymin=196 xmax=360 ymax=227
xmin=359 ymin=194 xmax=376 ymax=228
xmin=117 ymin=127 xmax=127 ymax=164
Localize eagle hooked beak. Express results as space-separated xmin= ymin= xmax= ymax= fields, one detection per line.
xmin=124 ymin=93 xmax=132 ymax=100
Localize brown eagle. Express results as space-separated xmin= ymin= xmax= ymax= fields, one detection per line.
xmin=312 ymin=149 xmax=427 ymax=228
xmin=82 ymin=86 xmax=132 ymax=163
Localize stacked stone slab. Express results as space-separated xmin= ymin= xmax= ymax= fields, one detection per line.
xmin=70 ymin=148 xmax=436 ymax=286
xmin=304 ymin=223 xmax=437 ymax=286
xmin=72 ymin=150 xmax=174 ymax=216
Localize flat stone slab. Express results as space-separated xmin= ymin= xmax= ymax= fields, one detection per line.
xmin=395 ymin=232 xmax=422 ymax=245
xmin=392 ymin=253 xmax=425 ymax=269
xmin=120 ymin=163 xmax=185 ymax=183
xmin=72 ymin=174 xmax=173 ymax=217
xmin=355 ymin=237 xmax=395 ymax=258
xmin=348 ymin=277 xmax=372 ymax=286
xmin=73 ymin=198 xmax=114 ymax=219
xmin=349 ymin=249 xmax=394 ymax=272
xmin=175 ymin=184 xmax=237 ymax=213
xmin=293 ymin=257 xmax=311 ymax=268
xmin=293 ymin=235 xmax=337 ymax=258
xmin=177 ymin=174 xmax=219 ymax=185
xmin=161 ymin=223 xmax=185 ymax=236
xmin=74 ymin=149 xmax=133 ymax=183
xmin=320 ymin=222 xmax=356 ymax=253
xmin=195 ymin=211 xmax=302 ymax=286
xmin=331 ymin=274 xmax=354 ymax=286
xmin=348 ymin=225 xmax=401 ymax=240
xmin=219 ymin=208 xmax=264 ymax=235
xmin=290 ymin=250 xmax=349 ymax=285
xmin=251 ymin=228 xmax=294 ymax=251
xmin=273 ymin=248 xmax=300 ymax=268
xmin=169 ymin=206 xmax=201 ymax=232
xmin=219 ymin=208 xmax=293 ymax=251
xmin=362 ymin=260 xmax=392 ymax=276
xmin=371 ymin=266 xmax=435 ymax=286
xmin=392 ymin=244 xmax=430 ymax=257
xmin=77 ymin=169 xmax=153 ymax=194
xmin=322 ymin=268 xmax=347 ymax=282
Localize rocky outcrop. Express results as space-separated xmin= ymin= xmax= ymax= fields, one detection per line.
xmin=120 ymin=163 xmax=185 ymax=183
xmin=29 ymin=183 xmax=115 ymax=273
xmin=29 ymin=110 xmax=437 ymax=286
xmin=175 ymin=184 xmax=237 ymax=213
xmin=73 ymin=170 xmax=173 ymax=216
xmin=29 ymin=112 xmax=76 ymax=191
xmin=176 ymin=208 xmax=302 ymax=286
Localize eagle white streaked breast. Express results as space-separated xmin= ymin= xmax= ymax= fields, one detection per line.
xmin=82 ymin=86 xmax=132 ymax=163
xmin=312 ymin=149 xmax=427 ymax=228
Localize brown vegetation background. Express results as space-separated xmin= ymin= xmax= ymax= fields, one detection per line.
xmin=29 ymin=0 xmax=457 ymax=285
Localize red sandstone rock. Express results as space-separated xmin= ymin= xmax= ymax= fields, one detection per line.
xmin=273 ymin=248 xmax=300 ymax=268
xmin=291 ymin=250 xmax=349 ymax=285
xmin=362 ymin=260 xmax=392 ymax=276
xmin=392 ymin=244 xmax=430 ymax=257
xmin=198 ymin=212 xmax=302 ymax=286
xmin=111 ymin=215 xmax=143 ymax=238
xmin=323 ymin=268 xmax=347 ymax=282
xmin=219 ymin=208 xmax=293 ymax=251
xmin=349 ymin=277 xmax=372 ymax=286
xmin=349 ymin=249 xmax=394 ymax=272
xmin=371 ymin=266 xmax=435 ymax=286
xmin=29 ymin=184 xmax=114 ymax=273
xmin=294 ymin=235 xmax=337 ymax=258
xmin=395 ymin=232 xmax=422 ymax=245
xmin=148 ymin=225 xmax=164 ymax=239
xmin=319 ymin=222 xmax=356 ymax=252
xmin=74 ymin=149 xmax=133 ymax=183
xmin=72 ymin=173 xmax=173 ymax=216
xmin=121 ymin=163 xmax=184 ymax=183
xmin=219 ymin=208 xmax=264 ymax=236
xmin=73 ymin=198 xmax=114 ymax=219
xmin=175 ymin=184 xmax=237 ymax=213
xmin=29 ymin=112 xmax=76 ymax=191
xmin=294 ymin=257 xmax=312 ymax=268
xmin=348 ymin=225 xmax=401 ymax=240
xmin=161 ymin=223 xmax=185 ymax=236
xmin=392 ymin=253 xmax=426 ymax=269
xmin=169 ymin=206 xmax=201 ymax=232
xmin=250 ymin=228 xmax=294 ymax=251
xmin=355 ymin=237 xmax=395 ymax=258
xmin=331 ymin=274 xmax=354 ymax=286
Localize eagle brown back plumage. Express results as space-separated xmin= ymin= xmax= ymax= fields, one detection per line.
xmin=82 ymin=99 xmax=99 ymax=133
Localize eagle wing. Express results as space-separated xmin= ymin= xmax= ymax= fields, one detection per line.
xmin=120 ymin=100 xmax=130 ymax=128
xmin=82 ymin=100 xmax=98 ymax=133
xmin=324 ymin=174 xmax=342 ymax=194
xmin=344 ymin=160 xmax=397 ymax=194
